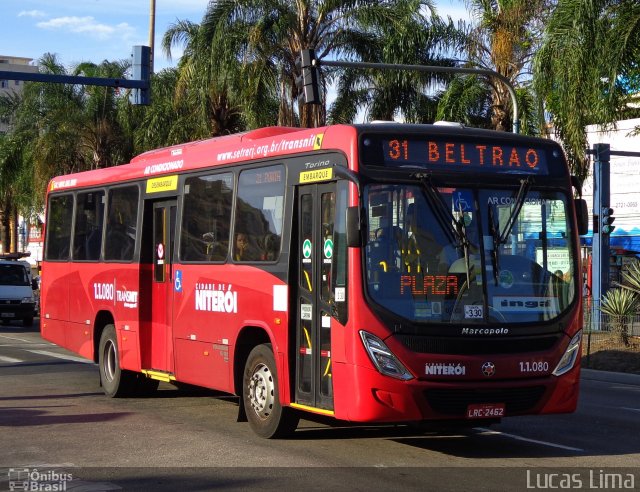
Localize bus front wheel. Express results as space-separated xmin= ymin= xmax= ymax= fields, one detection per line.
xmin=99 ymin=324 xmax=134 ymax=397
xmin=243 ymin=344 xmax=299 ymax=438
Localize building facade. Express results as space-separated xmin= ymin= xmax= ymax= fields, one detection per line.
xmin=0 ymin=55 xmax=38 ymax=133
xmin=583 ymin=118 xmax=640 ymax=252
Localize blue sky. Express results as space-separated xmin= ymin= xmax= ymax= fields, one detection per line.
xmin=1 ymin=0 xmax=469 ymax=72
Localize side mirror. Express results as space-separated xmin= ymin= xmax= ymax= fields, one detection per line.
xmin=32 ymin=278 xmax=39 ymax=290
xmin=346 ymin=206 xmax=361 ymax=247
xmin=574 ymin=199 xmax=589 ymax=236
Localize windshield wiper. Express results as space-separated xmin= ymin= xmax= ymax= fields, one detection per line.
xmin=488 ymin=205 xmax=500 ymax=285
xmin=412 ymin=173 xmax=458 ymax=244
xmin=487 ymin=177 xmax=532 ymax=285
xmin=499 ymin=177 xmax=532 ymax=244
xmin=412 ymin=172 xmax=471 ymax=287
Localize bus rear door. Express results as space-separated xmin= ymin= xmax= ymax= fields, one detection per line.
xmin=295 ymin=183 xmax=335 ymax=412
xmin=148 ymin=199 xmax=177 ymax=374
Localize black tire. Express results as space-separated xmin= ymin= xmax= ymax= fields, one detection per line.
xmin=98 ymin=324 xmax=135 ymax=397
xmin=243 ymin=343 xmax=299 ymax=438
xmin=23 ymin=317 xmax=34 ymax=327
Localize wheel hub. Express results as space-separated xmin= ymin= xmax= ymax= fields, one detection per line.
xmin=248 ymin=362 xmax=275 ymax=420
xmin=104 ymin=340 xmax=116 ymax=382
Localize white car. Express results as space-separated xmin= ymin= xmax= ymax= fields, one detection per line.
xmin=0 ymin=256 xmax=38 ymax=326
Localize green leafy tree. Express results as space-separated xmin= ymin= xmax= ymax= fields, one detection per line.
xmin=0 ymin=53 xmax=138 ymax=248
xmin=162 ymin=20 xmax=255 ymax=139
xmin=192 ymin=0 xmax=452 ymax=128
xmin=0 ymin=132 xmax=33 ymax=251
xmin=438 ymin=0 xmax=550 ymax=134
xmin=329 ymin=0 xmax=463 ymax=124
xmin=73 ymin=59 xmax=133 ymax=169
xmin=534 ymin=0 xmax=640 ymax=182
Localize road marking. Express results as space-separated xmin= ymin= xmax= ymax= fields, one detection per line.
xmin=618 ymin=407 xmax=640 ymax=413
xmin=0 ymin=334 xmax=50 ymax=344
xmin=475 ymin=427 xmax=584 ymax=452
xmin=0 ymin=343 xmax=50 ymax=347
xmin=609 ymin=385 xmax=640 ymax=394
xmin=26 ymin=349 xmax=93 ymax=364
xmin=0 ymin=355 xmax=23 ymax=363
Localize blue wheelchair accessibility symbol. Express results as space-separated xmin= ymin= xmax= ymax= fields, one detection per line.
xmin=174 ymin=270 xmax=183 ymax=292
xmin=452 ymin=190 xmax=473 ymax=212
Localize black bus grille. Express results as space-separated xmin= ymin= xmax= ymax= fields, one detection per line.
xmin=424 ymin=386 xmax=547 ymax=416
xmin=396 ymin=334 xmax=560 ymax=355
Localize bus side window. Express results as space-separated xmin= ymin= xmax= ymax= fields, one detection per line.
xmin=45 ymin=194 xmax=74 ymax=261
xmin=331 ymin=181 xmax=348 ymax=323
xmin=73 ymin=190 xmax=105 ymax=261
xmin=234 ymin=165 xmax=285 ymax=263
xmin=180 ymin=173 xmax=233 ymax=262
xmin=104 ymin=186 xmax=139 ymax=261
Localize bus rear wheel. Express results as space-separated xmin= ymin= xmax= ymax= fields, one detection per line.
xmin=243 ymin=344 xmax=299 ymax=438
xmin=99 ymin=324 xmax=135 ymax=397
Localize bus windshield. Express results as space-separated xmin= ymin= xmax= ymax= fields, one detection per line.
xmin=364 ymin=183 xmax=576 ymax=324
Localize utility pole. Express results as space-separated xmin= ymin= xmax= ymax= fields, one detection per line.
xmin=592 ymin=143 xmax=611 ymax=314
xmin=149 ymin=0 xmax=156 ymax=74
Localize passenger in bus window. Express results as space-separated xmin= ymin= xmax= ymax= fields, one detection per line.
xmin=234 ymin=233 xmax=249 ymax=261
xmin=261 ymin=233 xmax=280 ymax=261
xmin=405 ymin=203 xmax=442 ymax=273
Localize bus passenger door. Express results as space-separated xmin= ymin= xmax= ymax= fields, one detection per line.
xmin=149 ymin=200 xmax=177 ymax=373
xmin=295 ymin=183 xmax=335 ymax=411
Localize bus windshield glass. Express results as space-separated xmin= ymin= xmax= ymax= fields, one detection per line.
xmin=364 ymin=183 xmax=576 ymax=324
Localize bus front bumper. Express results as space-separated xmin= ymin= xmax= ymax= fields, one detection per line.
xmin=332 ymin=362 xmax=580 ymax=423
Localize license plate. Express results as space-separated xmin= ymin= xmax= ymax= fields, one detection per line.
xmin=1 ymin=313 xmax=15 ymax=318
xmin=466 ymin=403 xmax=505 ymax=419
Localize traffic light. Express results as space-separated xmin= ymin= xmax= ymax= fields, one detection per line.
xmin=130 ymin=45 xmax=151 ymax=105
xmin=295 ymin=49 xmax=321 ymax=105
xmin=601 ymin=207 xmax=616 ymax=234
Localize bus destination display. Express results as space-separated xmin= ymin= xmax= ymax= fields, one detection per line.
xmin=383 ymin=138 xmax=549 ymax=175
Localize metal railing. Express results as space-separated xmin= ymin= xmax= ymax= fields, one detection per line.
xmin=582 ymin=298 xmax=640 ymax=372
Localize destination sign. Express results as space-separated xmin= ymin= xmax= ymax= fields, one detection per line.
xmin=381 ymin=138 xmax=549 ymax=175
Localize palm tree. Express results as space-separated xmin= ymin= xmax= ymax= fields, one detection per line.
xmin=162 ymin=20 xmax=256 ymax=138
xmin=0 ymin=132 xmax=31 ymax=251
xmin=438 ymin=0 xmax=550 ymax=134
xmin=0 ymin=55 xmax=81 ymax=249
xmin=534 ymin=0 xmax=640 ymax=182
xmin=191 ymin=0 xmax=447 ymax=128
xmin=73 ymin=59 xmax=133 ymax=169
xmin=329 ymin=1 xmax=463 ymax=124
xmin=0 ymin=53 xmax=138 ymax=233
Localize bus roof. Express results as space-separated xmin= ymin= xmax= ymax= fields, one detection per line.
xmin=48 ymin=125 xmax=338 ymax=192
xmin=47 ymin=123 xmax=563 ymax=192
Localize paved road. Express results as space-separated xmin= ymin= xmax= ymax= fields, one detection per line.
xmin=1 ymin=322 xmax=639 ymax=491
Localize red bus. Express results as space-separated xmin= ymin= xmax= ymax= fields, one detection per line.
xmin=41 ymin=123 xmax=588 ymax=437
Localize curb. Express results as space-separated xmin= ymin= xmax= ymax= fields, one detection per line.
xmin=581 ymin=368 xmax=640 ymax=386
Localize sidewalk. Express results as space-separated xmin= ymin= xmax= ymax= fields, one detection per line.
xmin=581 ymin=368 xmax=640 ymax=386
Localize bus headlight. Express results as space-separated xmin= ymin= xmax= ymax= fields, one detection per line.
xmin=359 ymin=330 xmax=413 ymax=380
xmin=552 ymin=330 xmax=582 ymax=376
